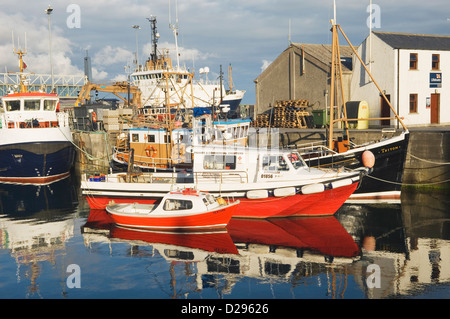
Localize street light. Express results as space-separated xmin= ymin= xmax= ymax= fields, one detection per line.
xmin=132 ymin=25 xmax=141 ymax=70
xmin=45 ymin=5 xmax=54 ymax=90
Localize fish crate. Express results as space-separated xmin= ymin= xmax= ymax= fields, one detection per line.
xmin=271 ymin=99 xmax=310 ymax=128
xmin=253 ymin=113 xmax=270 ymax=127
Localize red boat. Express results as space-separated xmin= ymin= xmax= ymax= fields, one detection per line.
xmin=106 ymin=189 xmax=239 ymax=230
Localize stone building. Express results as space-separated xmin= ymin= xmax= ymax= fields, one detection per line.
xmin=254 ymin=43 xmax=354 ymax=115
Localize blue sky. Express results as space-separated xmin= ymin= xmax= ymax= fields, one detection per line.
xmin=1 ymin=0 xmax=449 ymax=104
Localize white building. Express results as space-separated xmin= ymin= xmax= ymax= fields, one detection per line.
xmin=351 ymin=31 xmax=450 ymax=127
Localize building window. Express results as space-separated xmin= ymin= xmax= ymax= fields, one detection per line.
xmin=410 ymin=53 xmax=418 ymax=70
xmin=409 ymin=94 xmax=418 ymax=113
xmin=432 ymin=54 xmax=440 ymax=70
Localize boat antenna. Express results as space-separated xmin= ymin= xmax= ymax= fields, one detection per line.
xmin=147 ymin=16 xmax=159 ymax=66
xmin=169 ymin=0 xmax=180 ymax=70
xmin=12 ymin=31 xmax=28 ymax=93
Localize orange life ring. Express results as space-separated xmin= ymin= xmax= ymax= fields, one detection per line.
xmin=92 ymin=111 xmax=97 ymax=123
xmin=145 ymin=145 xmax=157 ymax=158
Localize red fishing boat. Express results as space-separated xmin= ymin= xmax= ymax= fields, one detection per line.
xmin=106 ymin=188 xmax=238 ymax=230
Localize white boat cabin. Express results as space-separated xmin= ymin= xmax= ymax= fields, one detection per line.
xmin=0 ymin=92 xmax=68 ymax=129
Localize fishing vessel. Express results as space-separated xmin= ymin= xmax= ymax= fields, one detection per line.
xmin=298 ymin=17 xmax=409 ymax=203
xmin=0 ymin=48 xmax=75 ymax=185
xmin=82 ymin=142 xmax=372 ymax=218
xmin=106 ymin=188 xmax=238 ymax=230
xmin=131 ymin=16 xmax=245 ymax=117
xmin=111 ymin=111 xmax=252 ymax=172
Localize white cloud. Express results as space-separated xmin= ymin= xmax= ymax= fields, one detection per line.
xmin=0 ymin=11 xmax=83 ymax=76
xmin=261 ymin=60 xmax=271 ymax=72
xmin=93 ymin=45 xmax=134 ymax=67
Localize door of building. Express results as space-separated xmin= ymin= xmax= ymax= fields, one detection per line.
xmin=431 ymin=93 xmax=440 ymax=124
xmin=380 ymin=94 xmax=391 ymax=127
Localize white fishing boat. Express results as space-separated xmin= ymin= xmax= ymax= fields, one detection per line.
xmin=131 ymin=16 xmax=245 ymax=118
xmin=0 ymin=48 xmax=75 ymax=185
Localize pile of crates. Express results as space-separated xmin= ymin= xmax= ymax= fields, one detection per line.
xmin=272 ymin=99 xmax=310 ymax=128
xmin=103 ymin=108 xmax=133 ymax=132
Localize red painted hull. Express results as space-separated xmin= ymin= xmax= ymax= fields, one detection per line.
xmin=227 ymin=217 xmax=360 ymax=258
xmin=107 ymin=202 xmax=238 ymax=230
xmin=0 ymin=171 xmax=70 ymax=185
xmin=86 ymin=182 xmax=358 ymax=218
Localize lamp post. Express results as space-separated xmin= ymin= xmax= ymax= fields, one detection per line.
xmin=45 ymin=5 xmax=54 ymax=91
xmin=132 ymin=25 xmax=141 ymax=70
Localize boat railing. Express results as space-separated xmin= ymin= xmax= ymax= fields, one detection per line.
xmin=297 ymin=142 xmax=338 ymax=157
xmin=0 ymin=112 xmax=70 ymax=129
xmin=94 ymin=170 xmax=249 ymax=185
xmin=114 ymin=149 xmax=189 ymax=169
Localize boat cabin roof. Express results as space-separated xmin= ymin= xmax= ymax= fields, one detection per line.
xmin=1 ymin=92 xmax=59 ymax=113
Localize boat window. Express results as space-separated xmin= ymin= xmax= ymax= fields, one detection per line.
xmin=148 ymin=134 xmax=155 ymax=143
xmin=203 ymin=154 xmax=236 ymax=170
xmin=5 ymin=100 xmax=21 ymax=112
xmin=132 ymin=133 xmax=139 ymax=142
xmin=163 ymin=199 xmax=193 ymax=211
xmin=262 ymin=155 xmax=289 ymax=171
xmin=287 ymin=152 xmax=306 ymax=169
xmin=44 ymin=100 xmax=57 ymax=111
xmin=24 ymin=100 xmax=41 ymax=111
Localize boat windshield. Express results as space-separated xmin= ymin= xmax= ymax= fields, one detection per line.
xmin=262 ymin=155 xmax=289 ymax=171
xmin=24 ymin=99 xmax=41 ymax=111
xmin=44 ymin=99 xmax=57 ymax=111
xmin=203 ymin=194 xmax=216 ymax=206
xmin=5 ymin=100 xmax=21 ymax=112
xmin=163 ymin=199 xmax=193 ymax=211
xmin=287 ymin=152 xmax=306 ymax=169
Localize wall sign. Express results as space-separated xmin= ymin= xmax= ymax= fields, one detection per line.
xmin=430 ymin=73 xmax=442 ymax=88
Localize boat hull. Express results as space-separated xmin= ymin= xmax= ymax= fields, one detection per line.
xmin=304 ymin=131 xmax=409 ymax=202
xmin=0 ymin=141 xmax=75 ymax=185
xmin=84 ymin=178 xmax=360 ymax=218
xmin=106 ymin=201 xmax=238 ymax=230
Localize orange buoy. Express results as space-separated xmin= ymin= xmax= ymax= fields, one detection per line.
xmin=362 ymin=151 xmax=375 ymax=168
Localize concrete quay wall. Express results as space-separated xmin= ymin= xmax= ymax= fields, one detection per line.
xmin=72 ymin=127 xmax=450 ymax=190
xmin=277 ymin=127 xmax=450 ymax=190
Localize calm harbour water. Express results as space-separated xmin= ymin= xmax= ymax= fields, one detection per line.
xmin=0 ymin=175 xmax=449 ymax=300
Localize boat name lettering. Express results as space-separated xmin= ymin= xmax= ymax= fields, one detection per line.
xmin=380 ymin=146 xmax=400 ymax=153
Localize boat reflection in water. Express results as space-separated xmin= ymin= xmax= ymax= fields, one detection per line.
xmin=82 ymin=209 xmax=361 ymax=298
xmin=0 ymin=177 xmax=79 ymax=297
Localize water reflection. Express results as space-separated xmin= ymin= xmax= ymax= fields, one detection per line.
xmin=1 ymin=177 xmax=449 ymax=299
xmin=0 ymin=177 xmax=79 ymax=298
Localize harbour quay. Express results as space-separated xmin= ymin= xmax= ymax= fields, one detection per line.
xmin=73 ymin=125 xmax=450 ymax=192
xmin=276 ymin=126 xmax=450 ymax=191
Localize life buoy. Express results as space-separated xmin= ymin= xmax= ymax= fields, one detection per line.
xmin=145 ymin=145 xmax=157 ymax=158
xmin=92 ymin=111 xmax=97 ymax=123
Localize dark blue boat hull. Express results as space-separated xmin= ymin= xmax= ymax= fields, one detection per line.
xmin=0 ymin=142 xmax=76 ymax=184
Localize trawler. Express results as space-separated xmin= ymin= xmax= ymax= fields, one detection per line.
xmin=0 ymin=48 xmax=75 ymax=184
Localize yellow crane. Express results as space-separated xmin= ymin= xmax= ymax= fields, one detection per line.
xmin=75 ymin=81 xmax=141 ymax=107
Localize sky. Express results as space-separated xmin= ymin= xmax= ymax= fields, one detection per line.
xmin=1 ymin=0 xmax=449 ymax=105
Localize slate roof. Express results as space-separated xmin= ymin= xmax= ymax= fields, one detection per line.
xmin=374 ymin=31 xmax=450 ymax=50
xmin=292 ymin=43 xmax=355 ymax=71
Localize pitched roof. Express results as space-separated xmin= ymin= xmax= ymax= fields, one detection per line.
xmin=291 ymin=43 xmax=355 ymax=71
xmin=374 ymin=31 xmax=450 ymax=50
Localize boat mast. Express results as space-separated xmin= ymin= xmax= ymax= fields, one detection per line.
xmin=12 ymin=32 xmax=28 ymax=93
xmin=328 ymin=1 xmax=350 ymax=150
xmin=169 ymin=0 xmax=181 ymax=71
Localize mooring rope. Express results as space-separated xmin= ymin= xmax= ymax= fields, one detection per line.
xmin=408 ymin=152 xmax=450 ymax=166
